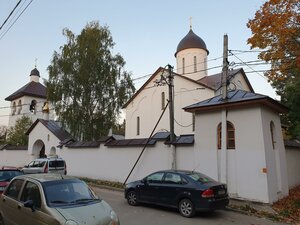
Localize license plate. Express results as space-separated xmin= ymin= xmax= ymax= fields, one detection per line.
xmin=0 ymin=186 xmax=5 ymax=191
xmin=218 ymin=190 xmax=226 ymax=195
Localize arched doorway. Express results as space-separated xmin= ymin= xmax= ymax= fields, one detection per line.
xmin=49 ymin=146 xmax=56 ymax=156
xmin=32 ymin=139 xmax=46 ymax=159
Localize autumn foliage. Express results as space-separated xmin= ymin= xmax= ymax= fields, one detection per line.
xmin=247 ymin=0 xmax=300 ymax=138
xmin=272 ymin=185 xmax=300 ymax=223
xmin=247 ymin=0 xmax=300 ymax=84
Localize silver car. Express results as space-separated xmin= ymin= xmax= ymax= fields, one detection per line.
xmin=0 ymin=174 xmax=120 ymax=225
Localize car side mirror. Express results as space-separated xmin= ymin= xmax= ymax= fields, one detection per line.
xmin=24 ymin=165 xmax=28 ymax=168
xmin=24 ymin=200 xmax=36 ymax=212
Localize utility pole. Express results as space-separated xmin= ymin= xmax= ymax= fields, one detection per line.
xmin=221 ymin=34 xmax=228 ymax=99
xmin=168 ymin=64 xmax=175 ymax=143
xmin=219 ymin=34 xmax=229 ymax=184
xmin=167 ymin=64 xmax=176 ymax=169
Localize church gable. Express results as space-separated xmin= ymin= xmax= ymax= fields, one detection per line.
xmin=123 ymin=67 xmax=165 ymax=109
xmin=197 ymin=68 xmax=254 ymax=93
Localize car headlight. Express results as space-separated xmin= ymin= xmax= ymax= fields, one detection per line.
xmin=110 ymin=210 xmax=119 ymax=225
xmin=65 ymin=220 xmax=78 ymax=225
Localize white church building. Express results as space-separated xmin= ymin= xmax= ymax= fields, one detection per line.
xmin=124 ymin=28 xmax=253 ymax=139
xmin=1 ymin=27 xmax=299 ymax=204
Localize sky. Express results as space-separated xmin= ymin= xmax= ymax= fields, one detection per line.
xmin=0 ymin=0 xmax=275 ymax=126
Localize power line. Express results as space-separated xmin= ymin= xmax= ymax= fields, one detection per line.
xmin=0 ymin=100 xmax=47 ymax=110
xmin=0 ymin=0 xmax=34 ymax=41
xmin=229 ymin=49 xmax=265 ymax=53
xmin=0 ymin=107 xmax=54 ymax=118
xmin=174 ymin=118 xmax=192 ymax=128
xmin=0 ymin=0 xmax=22 ymax=30
xmin=229 ymin=51 xmax=268 ymax=81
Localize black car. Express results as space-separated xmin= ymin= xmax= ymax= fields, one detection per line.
xmin=125 ymin=170 xmax=229 ymax=217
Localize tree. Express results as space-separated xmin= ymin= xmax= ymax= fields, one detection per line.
xmin=47 ymin=21 xmax=135 ymax=141
xmin=0 ymin=125 xmax=7 ymax=144
xmin=247 ymin=0 xmax=300 ymax=138
xmin=112 ymin=119 xmax=126 ymax=136
xmin=6 ymin=116 xmax=32 ymax=146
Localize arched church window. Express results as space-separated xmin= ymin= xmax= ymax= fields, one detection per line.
xmin=137 ymin=116 xmax=140 ymax=136
xmin=217 ymin=121 xmax=235 ymax=149
xmin=194 ymin=56 xmax=197 ymax=72
xmin=17 ymin=100 xmax=22 ymax=114
xmin=182 ymin=58 xmax=185 ymax=74
xmin=12 ymin=102 xmax=16 ymax=115
xmin=270 ymin=121 xmax=276 ymax=149
xmin=192 ymin=113 xmax=195 ymax=132
xmin=204 ymin=57 xmax=207 ymax=75
xmin=161 ymin=92 xmax=165 ymax=110
xmin=30 ymin=100 xmax=37 ymax=114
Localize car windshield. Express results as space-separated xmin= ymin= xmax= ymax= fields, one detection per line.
xmin=187 ymin=172 xmax=216 ymax=184
xmin=43 ymin=179 xmax=98 ymax=207
xmin=0 ymin=170 xmax=23 ymax=182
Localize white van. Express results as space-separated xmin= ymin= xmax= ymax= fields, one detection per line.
xmin=22 ymin=157 xmax=67 ymax=175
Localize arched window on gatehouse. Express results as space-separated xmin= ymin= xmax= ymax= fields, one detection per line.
xmin=12 ymin=102 xmax=16 ymax=115
xmin=217 ymin=121 xmax=235 ymax=150
xmin=270 ymin=121 xmax=276 ymax=149
xmin=17 ymin=100 xmax=22 ymax=114
xmin=137 ymin=116 xmax=140 ymax=136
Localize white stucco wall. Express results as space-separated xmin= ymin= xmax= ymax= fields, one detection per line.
xmin=286 ymin=148 xmax=300 ymax=188
xmin=125 ymin=70 xmax=214 ymax=139
xmin=261 ymin=108 xmax=289 ymax=202
xmin=59 ymin=142 xmax=195 ymax=183
xmin=0 ymin=149 xmax=30 ymax=168
xmin=8 ymin=96 xmax=55 ymax=128
xmin=193 ymin=106 xmax=286 ymax=203
xmin=176 ymin=48 xmax=208 ymax=80
xmin=27 ymin=122 xmax=61 ymax=159
xmin=125 ymin=69 xmax=253 ymax=140
xmin=215 ymin=72 xmax=252 ymax=96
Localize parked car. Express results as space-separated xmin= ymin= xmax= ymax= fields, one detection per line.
xmin=22 ymin=156 xmax=67 ymax=175
xmin=0 ymin=173 xmax=120 ymax=225
xmin=125 ymin=170 xmax=229 ymax=217
xmin=0 ymin=167 xmax=23 ymax=194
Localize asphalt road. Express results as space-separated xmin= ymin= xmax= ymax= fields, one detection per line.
xmin=93 ymin=187 xmax=289 ymax=225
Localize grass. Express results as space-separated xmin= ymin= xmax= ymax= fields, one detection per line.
xmin=80 ymin=177 xmax=125 ymax=189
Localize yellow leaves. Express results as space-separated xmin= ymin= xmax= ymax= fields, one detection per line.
xmin=247 ymin=0 xmax=299 ymax=84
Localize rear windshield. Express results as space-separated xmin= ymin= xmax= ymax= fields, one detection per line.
xmin=49 ymin=160 xmax=65 ymax=168
xmin=0 ymin=170 xmax=23 ymax=181
xmin=187 ymin=172 xmax=216 ymax=183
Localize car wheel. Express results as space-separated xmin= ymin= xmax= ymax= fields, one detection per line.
xmin=178 ymin=198 xmax=195 ymax=218
xmin=127 ymin=190 xmax=138 ymax=206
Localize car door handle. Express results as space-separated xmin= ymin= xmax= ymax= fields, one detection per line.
xmin=2 ymin=198 xmax=5 ymax=202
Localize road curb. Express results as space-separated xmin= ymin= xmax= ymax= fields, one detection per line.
xmin=89 ymin=183 xmax=124 ymax=193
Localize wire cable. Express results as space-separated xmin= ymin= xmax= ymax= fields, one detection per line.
xmin=0 ymin=0 xmax=34 ymax=41
xmin=229 ymin=51 xmax=268 ymax=81
xmin=0 ymin=0 xmax=22 ymax=31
